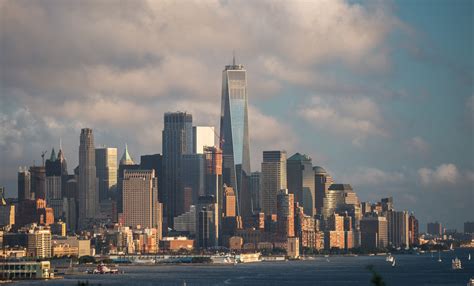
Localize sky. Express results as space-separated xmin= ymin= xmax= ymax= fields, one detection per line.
xmin=0 ymin=0 xmax=472 ymax=231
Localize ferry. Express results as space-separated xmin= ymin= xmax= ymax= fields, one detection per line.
xmin=211 ymin=254 xmax=235 ymax=264
xmin=133 ymin=258 xmax=156 ymax=265
xmin=237 ymin=253 xmax=261 ymax=263
xmin=88 ymin=263 xmax=120 ymax=274
xmin=452 ymin=257 xmax=462 ymax=270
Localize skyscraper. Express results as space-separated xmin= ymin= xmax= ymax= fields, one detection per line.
xmin=387 ymin=210 xmax=409 ymax=248
xmin=78 ymin=128 xmax=98 ymax=227
xmin=162 ymin=112 xmax=193 ymax=228
xmin=117 ymin=145 xmax=140 ymax=219
xmin=314 ymin=166 xmax=334 ymax=215
xmin=287 ymin=153 xmax=315 ymax=216
xmin=261 ymin=151 xmax=287 ymax=216
xmin=140 ymin=154 xmax=163 ymax=203
xmin=219 ymin=57 xmax=251 ymax=221
xmin=277 ymin=189 xmax=295 ymax=239
xmin=203 ymin=146 xmax=223 ymax=209
xmin=181 ymin=154 xmax=205 ymax=212
xmin=196 ymin=195 xmax=218 ymax=248
xmin=122 ymin=170 xmax=162 ymax=229
xmin=249 ymin=171 xmax=261 ymax=212
xmin=18 ymin=167 xmax=31 ymax=201
xmin=360 ymin=215 xmax=388 ymax=250
xmin=95 ymin=147 xmax=118 ymax=202
xmin=30 ymin=166 xmax=46 ymax=200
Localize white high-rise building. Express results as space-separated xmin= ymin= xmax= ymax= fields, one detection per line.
xmin=27 ymin=227 xmax=52 ymax=258
xmin=95 ymin=147 xmax=118 ymax=202
xmin=193 ymin=126 xmax=216 ymax=154
xmin=261 ymin=151 xmax=287 ymax=216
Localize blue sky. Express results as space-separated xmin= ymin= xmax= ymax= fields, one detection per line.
xmin=0 ymin=0 xmax=472 ymax=231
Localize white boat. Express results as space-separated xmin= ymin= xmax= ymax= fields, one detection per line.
xmin=469 ymin=253 xmax=471 ymax=261
xmin=450 ymin=243 xmax=454 ymax=251
xmin=452 ymin=257 xmax=462 ymax=270
xmin=438 ymin=251 xmax=442 ymax=262
xmin=90 ymin=263 xmax=119 ymax=274
xmin=211 ymin=254 xmax=235 ymax=264
xmin=133 ymin=258 xmax=156 ymax=265
xmin=386 ymin=254 xmax=394 ymax=263
xmin=467 ymin=277 xmax=474 ymax=286
xmin=391 ymin=258 xmax=396 ymax=267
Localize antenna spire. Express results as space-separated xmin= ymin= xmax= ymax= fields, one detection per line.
xmin=59 ymin=137 xmax=62 ymax=150
xmin=232 ymin=50 xmax=235 ymax=66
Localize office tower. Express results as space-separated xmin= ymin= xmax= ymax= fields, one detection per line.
xmin=387 ymin=210 xmax=409 ymax=247
xmin=427 ymin=222 xmax=443 ymax=236
xmin=361 ymin=202 xmax=373 ymax=215
xmin=181 ymin=154 xmax=205 ymax=213
xmin=325 ymin=213 xmax=346 ymax=250
xmin=219 ymin=58 xmax=251 ymax=221
xmin=196 ymin=195 xmax=218 ymax=248
xmin=250 ymin=171 xmax=261 ymax=212
xmin=203 ymin=146 xmax=223 ymax=216
xmin=95 ymin=147 xmax=118 ymax=202
xmin=223 ymin=185 xmax=236 ymax=217
xmin=295 ymin=204 xmax=317 ymax=249
xmin=465 ymin=222 xmax=474 ymax=234
xmin=45 ymin=147 xmax=68 ymax=219
xmin=360 ymin=215 xmax=388 ymax=250
xmin=27 ymin=227 xmax=51 ymax=258
xmin=327 ymin=213 xmax=344 ymax=231
xmin=62 ymin=176 xmax=78 ymax=232
xmin=381 ymin=197 xmax=394 ymax=213
xmin=314 ymin=166 xmax=334 ymax=215
xmin=122 ymin=170 xmax=162 ymax=229
xmin=30 ymin=166 xmax=46 ymax=200
xmin=193 ymin=126 xmax=216 ymax=153
xmin=162 ymin=112 xmax=193 ymax=228
xmin=287 ymin=153 xmax=315 ymax=216
xmin=276 ymin=189 xmax=294 ymax=239
xmin=321 ymin=185 xmax=345 ymax=219
xmin=18 ymin=167 xmax=31 ymax=201
xmin=174 ymin=205 xmax=197 ymax=235
xmin=261 ymin=151 xmax=287 ymax=216
xmin=78 ymin=128 xmax=98 ymax=227
xmin=408 ymin=213 xmax=419 ymax=246
xmin=140 ymin=154 xmax=163 ymax=203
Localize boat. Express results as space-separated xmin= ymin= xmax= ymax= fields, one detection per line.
xmin=89 ymin=263 xmax=120 ymax=274
xmin=450 ymin=243 xmax=454 ymax=251
xmin=469 ymin=253 xmax=471 ymax=261
xmin=391 ymin=258 xmax=396 ymax=267
xmin=452 ymin=257 xmax=462 ymax=270
xmin=438 ymin=251 xmax=442 ymax=262
xmin=467 ymin=277 xmax=474 ymax=286
xmin=211 ymin=254 xmax=235 ymax=264
xmin=386 ymin=254 xmax=394 ymax=263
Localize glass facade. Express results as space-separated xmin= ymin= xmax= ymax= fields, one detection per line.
xmin=220 ymin=61 xmax=251 ymax=220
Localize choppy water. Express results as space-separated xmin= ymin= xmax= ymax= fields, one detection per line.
xmin=13 ymin=249 xmax=474 ymax=286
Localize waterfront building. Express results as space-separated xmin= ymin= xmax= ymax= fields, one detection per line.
xmin=0 ymin=261 xmax=52 ymax=280
xmin=174 ymin=205 xmax=196 ymax=235
xmin=360 ymin=215 xmax=388 ymax=250
xmin=122 ymin=170 xmax=162 ymax=229
xmin=276 ymin=189 xmax=294 ymax=239
xmin=196 ymin=195 xmax=218 ymax=248
xmin=219 ymin=58 xmax=252 ymax=222
xmin=427 ymin=221 xmax=443 ymax=236
xmin=314 ymin=166 xmax=334 ymax=215
xmin=78 ymin=128 xmax=98 ymax=227
xmin=160 ymin=236 xmax=194 ymax=251
xmin=27 ymin=227 xmax=51 ymax=258
xmin=95 ymin=147 xmax=118 ymax=202
xmin=193 ymin=126 xmax=216 ymax=153
xmin=18 ymin=167 xmax=31 ymax=201
xmin=387 ymin=210 xmax=409 ymax=247
xmin=408 ymin=213 xmax=419 ymax=246
xmin=287 ymin=153 xmax=315 ymax=216
xmin=287 ymin=237 xmax=300 ymax=259
xmin=163 ymin=112 xmax=193 ymax=228
xmin=261 ymin=151 xmax=287 ymax=216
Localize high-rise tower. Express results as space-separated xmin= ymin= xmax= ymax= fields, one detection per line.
xmin=162 ymin=112 xmax=193 ymax=228
xmin=78 ymin=128 xmax=98 ymax=227
xmin=219 ymin=57 xmax=251 ymax=221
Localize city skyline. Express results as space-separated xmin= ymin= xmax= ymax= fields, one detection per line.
xmin=0 ymin=0 xmax=472 ymax=232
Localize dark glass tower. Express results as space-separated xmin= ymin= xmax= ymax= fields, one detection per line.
xmin=219 ymin=57 xmax=251 ymax=221
xmin=162 ymin=112 xmax=193 ymax=228
xmin=78 ymin=128 xmax=98 ymax=227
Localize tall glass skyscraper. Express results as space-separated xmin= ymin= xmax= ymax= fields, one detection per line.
xmin=219 ymin=57 xmax=251 ymax=221
xmin=78 ymin=128 xmax=98 ymax=228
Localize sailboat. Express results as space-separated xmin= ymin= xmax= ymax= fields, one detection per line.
xmin=450 ymin=243 xmax=454 ymax=251
xmin=438 ymin=251 xmax=442 ymax=262
xmin=392 ymin=258 xmax=396 ymax=267
xmin=469 ymin=253 xmax=471 ymax=261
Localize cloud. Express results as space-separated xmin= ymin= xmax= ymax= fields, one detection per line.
xmin=340 ymin=167 xmax=405 ymax=187
xmin=407 ymin=136 xmax=430 ymax=154
xmin=299 ymin=96 xmax=388 ymax=145
xmin=418 ymin=163 xmax=460 ymax=186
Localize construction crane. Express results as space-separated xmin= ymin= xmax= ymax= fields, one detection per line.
xmin=41 ymin=150 xmax=48 ymax=166
xmin=207 ymin=126 xmax=224 ymax=148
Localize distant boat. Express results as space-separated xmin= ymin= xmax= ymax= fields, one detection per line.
xmin=452 ymin=257 xmax=462 ymax=270
xmin=450 ymin=243 xmax=454 ymax=251
xmin=392 ymin=258 xmax=396 ymax=267
xmin=438 ymin=251 xmax=442 ymax=263
xmin=467 ymin=277 xmax=474 ymax=286
xmin=469 ymin=253 xmax=471 ymax=261
xmin=386 ymin=254 xmax=394 ymax=263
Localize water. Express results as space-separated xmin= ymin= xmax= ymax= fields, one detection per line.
xmin=14 ymin=249 xmax=474 ymax=286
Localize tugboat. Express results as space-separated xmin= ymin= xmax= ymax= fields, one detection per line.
xmin=88 ymin=263 xmax=120 ymax=274
xmin=452 ymin=257 xmax=462 ymax=270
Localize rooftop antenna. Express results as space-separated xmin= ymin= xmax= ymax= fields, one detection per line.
xmin=41 ymin=150 xmax=48 ymax=166
xmin=232 ymin=50 xmax=235 ymax=66
xmin=59 ymin=137 xmax=62 ymax=150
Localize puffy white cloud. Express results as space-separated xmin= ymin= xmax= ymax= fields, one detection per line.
xmin=418 ymin=163 xmax=460 ymax=186
xmin=340 ymin=167 xmax=405 ymax=187
xmin=407 ymin=136 xmax=430 ymax=154
xmin=299 ymin=96 xmax=387 ymax=145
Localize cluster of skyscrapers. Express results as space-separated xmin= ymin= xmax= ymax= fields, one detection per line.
xmin=0 ymin=59 xmax=447 ymax=257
